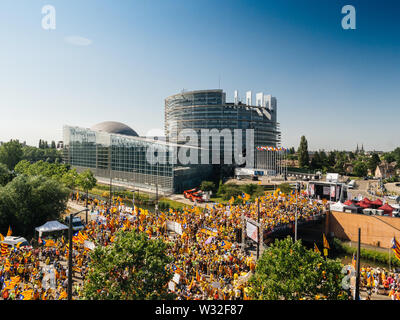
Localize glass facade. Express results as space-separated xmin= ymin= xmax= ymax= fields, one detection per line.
xmin=63 ymin=126 xmax=175 ymax=193
xmin=165 ymin=90 xmax=281 ymax=165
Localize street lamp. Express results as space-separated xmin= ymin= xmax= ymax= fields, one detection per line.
xmin=67 ymin=208 xmax=89 ymax=300
xmin=294 ymin=182 xmax=299 ymax=241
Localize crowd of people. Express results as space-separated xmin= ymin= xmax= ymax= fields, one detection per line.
xmin=359 ymin=266 xmax=400 ymax=300
xmin=0 ymin=189 xmax=365 ymax=300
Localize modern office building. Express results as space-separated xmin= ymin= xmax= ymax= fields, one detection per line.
xmin=63 ymin=121 xmax=212 ymax=194
xmin=165 ymin=89 xmax=280 ymax=146
xmin=63 ymin=88 xmax=283 ymax=195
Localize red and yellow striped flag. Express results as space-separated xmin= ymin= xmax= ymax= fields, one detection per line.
xmin=323 ymin=234 xmax=330 ymax=249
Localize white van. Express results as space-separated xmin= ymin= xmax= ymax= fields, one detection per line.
xmin=347 ymin=180 xmax=356 ymax=189
xmin=1 ymin=236 xmax=31 ymax=249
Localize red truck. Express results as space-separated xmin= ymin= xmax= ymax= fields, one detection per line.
xmin=183 ymin=188 xmax=205 ymax=202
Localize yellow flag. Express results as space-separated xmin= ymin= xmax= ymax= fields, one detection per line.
xmin=6 ymin=226 xmax=12 ymax=237
xmin=323 ymin=234 xmax=330 ymax=249
xmin=21 ymin=289 xmax=34 ymax=300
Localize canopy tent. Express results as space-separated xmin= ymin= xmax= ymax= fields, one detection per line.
xmin=343 ymin=203 xmax=362 ymax=214
xmin=35 ymin=221 xmax=68 ymax=233
xmin=330 ymin=201 xmax=345 ymax=212
xmin=371 ymin=199 xmax=383 ymax=207
xmin=357 ymin=201 xmax=371 ymax=209
xmin=362 ymin=197 xmax=372 ymax=205
xmin=344 ymin=200 xmax=354 ymax=206
xmin=378 ymin=204 xmax=394 ymax=216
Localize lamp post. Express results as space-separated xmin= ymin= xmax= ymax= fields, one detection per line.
xmin=68 ymin=208 xmax=89 ymax=300
xmin=355 ymin=228 xmax=361 ymax=300
xmin=295 ymin=182 xmax=299 ymax=241
xmin=257 ymin=198 xmax=260 ymax=259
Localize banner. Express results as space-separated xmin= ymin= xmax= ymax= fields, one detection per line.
xmin=166 ymin=221 xmax=183 ymax=235
xmin=172 ymin=273 xmax=180 ymax=284
xmin=246 ymin=221 xmax=258 ymax=243
xmin=330 ymin=185 xmax=335 ymax=198
xmin=200 ymin=226 xmax=218 ymax=237
xmin=174 ymin=222 xmax=183 ymax=236
xmin=309 ymin=184 xmax=315 ymax=196
xmin=168 ymin=281 xmax=176 ymax=292
xmin=84 ymin=240 xmax=95 ymax=250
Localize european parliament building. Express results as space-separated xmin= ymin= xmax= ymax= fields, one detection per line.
xmin=63 ymin=89 xmax=281 ymax=194
xmin=63 ymin=121 xmax=212 ymax=194
xmin=165 ymin=89 xmax=280 ymax=149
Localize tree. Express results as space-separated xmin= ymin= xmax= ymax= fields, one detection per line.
xmin=60 ymin=169 xmax=79 ymax=190
xmin=200 ymin=181 xmax=216 ymax=193
xmin=353 ymin=161 xmax=368 ymax=177
xmin=248 ymin=237 xmax=348 ymax=300
xmin=277 ymin=183 xmax=293 ymax=194
xmin=310 ymin=152 xmax=321 ymax=170
xmin=327 ymin=151 xmax=336 ymax=167
xmin=242 ymin=183 xmax=258 ymax=196
xmin=0 ymin=163 xmax=13 ymax=186
xmin=83 ymin=231 xmax=175 ymax=300
xmin=383 ymin=152 xmax=396 ymax=164
xmin=77 ymin=170 xmax=97 ymax=200
xmin=297 ymin=136 xmax=309 ymax=168
xmin=367 ymin=153 xmax=381 ymax=173
xmin=0 ymin=140 xmax=23 ymax=170
xmin=0 ymin=175 xmax=69 ymax=238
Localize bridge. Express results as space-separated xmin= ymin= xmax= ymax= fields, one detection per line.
xmin=242 ymin=213 xmax=327 ymax=253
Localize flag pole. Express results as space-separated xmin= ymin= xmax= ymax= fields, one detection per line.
xmin=257 ymin=198 xmax=260 ymax=259
xmin=355 ymin=228 xmax=361 ymax=300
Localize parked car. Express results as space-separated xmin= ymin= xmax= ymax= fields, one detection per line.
xmin=347 ymin=180 xmax=356 ymax=189
xmin=64 ymin=216 xmax=85 ymax=231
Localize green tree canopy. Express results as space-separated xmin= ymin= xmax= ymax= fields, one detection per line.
xmin=297 ymin=136 xmax=309 ymax=168
xmin=77 ymin=169 xmax=97 ymax=193
xmin=83 ymin=231 xmax=175 ymax=300
xmin=0 ymin=175 xmax=69 ymax=238
xmin=200 ymin=181 xmax=216 ymax=193
xmin=353 ymin=161 xmax=368 ymax=177
xmin=248 ymin=237 xmax=348 ymax=300
xmin=0 ymin=140 xmax=23 ymax=170
xmin=367 ymin=153 xmax=381 ymax=173
xmin=0 ymin=163 xmax=13 ymax=186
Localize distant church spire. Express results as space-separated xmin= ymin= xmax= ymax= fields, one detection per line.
xmin=356 ymin=143 xmax=359 ymax=154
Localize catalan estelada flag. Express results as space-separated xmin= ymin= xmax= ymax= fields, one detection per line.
xmin=391 ymin=237 xmax=400 ymax=261
xmin=1 ymin=243 xmax=9 ymax=256
xmin=221 ymin=240 xmax=232 ymax=250
xmin=6 ymin=226 xmax=12 ymax=237
xmin=323 ymin=233 xmax=330 ymax=249
xmin=20 ymin=289 xmax=33 ymax=300
xmin=352 ymin=252 xmax=357 ymax=269
xmin=58 ymin=291 xmax=68 ymax=300
xmin=314 ymin=243 xmax=320 ymax=254
xmin=3 ymin=258 xmax=11 ymax=271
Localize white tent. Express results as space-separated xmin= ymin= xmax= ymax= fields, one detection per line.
xmin=330 ymin=201 xmax=345 ymax=212
xmin=35 ymin=221 xmax=69 ymax=233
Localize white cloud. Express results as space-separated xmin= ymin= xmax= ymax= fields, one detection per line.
xmin=64 ymin=35 xmax=93 ymax=46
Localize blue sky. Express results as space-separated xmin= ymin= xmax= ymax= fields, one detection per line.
xmin=0 ymin=0 xmax=399 ymax=151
